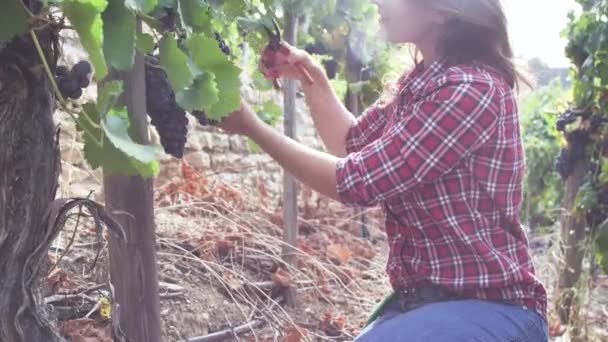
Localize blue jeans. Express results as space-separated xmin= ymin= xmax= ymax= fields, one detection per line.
xmin=355 ymin=298 xmax=548 ymax=342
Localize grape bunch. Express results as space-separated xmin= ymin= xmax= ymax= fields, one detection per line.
xmin=159 ymin=8 xmax=176 ymax=32
xmin=191 ymin=110 xmax=219 ymax=126
xmin=322 ymin=58 xmax=338 ymax=79
xmin=556 ymin=109 xmax=578 ymax=132
xmin=555 ymin=129 xmax=592 ymax=179
xmin=55 ymin=61 xmax=92 ymax=100
xmin=555 ymin=148 xmax=571 ymax=180
xmin=144 ymin=56 xmax=189 ymax=158
xmin=214 ymin=32 xmax=231 ymax=56
xmin=304 ymin=41 xmax=328 ymax=55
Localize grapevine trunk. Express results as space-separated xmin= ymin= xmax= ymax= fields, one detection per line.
xmin=0 ymin=32 xmax=64 ymax=341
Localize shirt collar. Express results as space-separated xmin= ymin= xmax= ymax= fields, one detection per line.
xmin=400 ymin=59 xmax=446 ymax=96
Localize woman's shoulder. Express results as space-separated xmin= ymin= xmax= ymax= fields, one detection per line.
xmin=427 ymin=61 xmax=512 ymax=93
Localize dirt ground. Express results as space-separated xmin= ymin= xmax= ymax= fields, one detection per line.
xmin=47 ymin=162 xmax=608 ymax=342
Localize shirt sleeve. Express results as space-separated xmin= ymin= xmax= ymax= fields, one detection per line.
xmin=344 ymin=105 xmax=388 ymax=154
xmin=335 ymin=77 xmax=500 ymax=207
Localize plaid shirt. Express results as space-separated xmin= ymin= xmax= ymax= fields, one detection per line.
xmin=335 ymin=60 xmax=547 ymax=321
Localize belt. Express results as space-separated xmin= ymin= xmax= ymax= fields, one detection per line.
xmin=395 ymin=285 xmax=454 ymax=312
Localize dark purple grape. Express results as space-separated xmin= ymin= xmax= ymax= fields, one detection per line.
xmin=71 ymin=61 xmax=92 ymax=88
xmin=213 ymin=32 xmax=231 ymax=56
xmin=58 ymin=77 xmax=81 ymax=99
xmin=191 ymin=110 xmax=219 ymax=126
xmin=55 ymin=65 xmax=69 ymax=77
xmin=304 ymin=42 xmax=327 ymax=55
xmin=556 ymin=148 xmax=571 ymax=180
xmin=322 ymin=58 xmax=338 ymax=79
xmin=590 ymin=115 xmax=606 ymax=132
xmin=144 ymin=56 xmax=188 ymax=158
xmin=159 ymin=8 xmax=176 ymax=32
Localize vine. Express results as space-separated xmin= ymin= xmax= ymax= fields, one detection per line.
xmin=559 ymin=0 xmax=608 ymax=273
xmin=0 ymin=0 xmax=276 ymax=177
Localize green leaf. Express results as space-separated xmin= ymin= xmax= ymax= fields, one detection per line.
xmin=179 ymin=0 xmax=212 ymax=33
xmin=125 ymin=0 xmax=157 ymax=14
xmin=102 ymin=0 xmax=136 ymax=71
xmin=158 ymin=0 xmax=176 ymax=7
xmin=97 ymin=80 xmax=123 ymax=116
xmin=187 ymin=34 xmax=241 ymax=119
xmin=596 ymin=219 xmax=608 ymax=274
xmin=0 ymin=0 xmax=30 ymax=42
xmin=175 ymin=72 xmax=219 ymax=111
xmin=600 ymin=157 xmax=608 ymax=185
xmin=159 ymin=33 xmax=194 ymax=92
xmin=256 ymin=100 xmax=282 ymax=126
xmin=77 ymin=104 xmax=159 ymax=177
xmin=136 ymin=32 xmax=155 ymax=54
xmin=102 ymin=108 xmax=161 ymax=164
xmin=63 ymin=0 xmax=109 ymax=80
xmin=236 ymin=17 xmax=268 ymax=35
xmin=574 ymin=181 xmax=598 ymax=213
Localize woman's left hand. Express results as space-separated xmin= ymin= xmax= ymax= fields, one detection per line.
xmin=218 ymin=101 xmax=264 ymax=137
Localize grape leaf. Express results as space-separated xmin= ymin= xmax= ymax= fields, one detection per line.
xmin=175 ymin=72 xmax=219 ymax=111
xmin=187 ymin=34 xmax=241 ymax=119
xmin=159 ymin=33 xmax=194 ymax=92
xmin=77 ymin=104 xmax=159 ymax=177
xmin=97 ymin=80 xmax=123 ymax=116
xmin=207 ymin=64 xmax=241 ymax=119
xmin=187 ymin=33 xmax=230 ymax=68
xmin=136 ymin=32 xmax=155 ymax=54
xmin=179 ymin=0 xmax=212 ymax=33
xmin=600 ymin=157 xmax=608 ymax=185
xmin=0 ymin=0 xmax=29 ymax=42
xmin=256 ymin=100 xmax=282 ymax=126
xmin=103 ymin=0 xmax=136 ymax=71
xmin=124 ymin=0 xmax=157 ymax=14
xmin=158 ymin=0 xmax=176 ymax=7
xmin=102 ymin=109 xmax=161 ymax=164
xmin=62 ymin=0 xmax=109 ymax=80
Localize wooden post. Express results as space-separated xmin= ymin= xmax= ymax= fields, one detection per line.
xmin=556 ymin=157 xmax=589 ymax=332
xmin=282 ymin=11 xmax=299 ymax=307
xmin=104 ymin=19 xmax=162 ymax=342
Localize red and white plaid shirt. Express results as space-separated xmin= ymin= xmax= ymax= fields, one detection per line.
xmin=336 ymin=60 xmax=547 ymax=321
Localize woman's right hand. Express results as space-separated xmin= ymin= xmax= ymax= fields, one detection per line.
xmin=259 ymin=41 xmax=323 ymax=85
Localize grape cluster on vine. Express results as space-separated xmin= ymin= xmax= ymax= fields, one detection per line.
xmin=555 ymin=129 xmax=591 ymax=180
xmin=214 ymin=32 xmax=231 ymax=56
xmin=144 ymin=56 xmax=188 ymax=158
xmin=54 ymin=61 xmax=92 ymax=100
xmin=144 ymin=56 xmax=220 ymax=158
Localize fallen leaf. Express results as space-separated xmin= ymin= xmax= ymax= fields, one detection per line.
xmin=216 ymin=239 xmax=235 ymax=258
xmin=548 ymin=319 xmax=567 ymax=337
xmin=47 ymin=269 xmax=81 ymax=294
xmin=60 ymin=318 xmax=112 ymax=342
xmin=285 ymin=324 xmax=307 ymax=342
xmin=271 ymin=268 xmax=291 ymax=288
xmin=327 ymin=244 xmax=352 ymax=265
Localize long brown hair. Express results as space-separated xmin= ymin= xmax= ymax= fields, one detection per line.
xmin=379 ymin=0 xmax=532 ymax=106
xmin=432 ymin=0 xmax=532 ymax=90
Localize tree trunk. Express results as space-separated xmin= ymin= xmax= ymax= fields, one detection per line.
xmin=104 ymin=21 xmax=162 ymax=342
xmin=556 ymin=157 xmax=589 ymax=328
xmin=0 ymin=29 xmax=64 ymax=341
xmin=281 ymin=11 xmax=299 ymax=307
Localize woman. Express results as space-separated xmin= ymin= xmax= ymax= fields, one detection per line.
xmin=220 ymin=0 xmax=549 ymax=340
